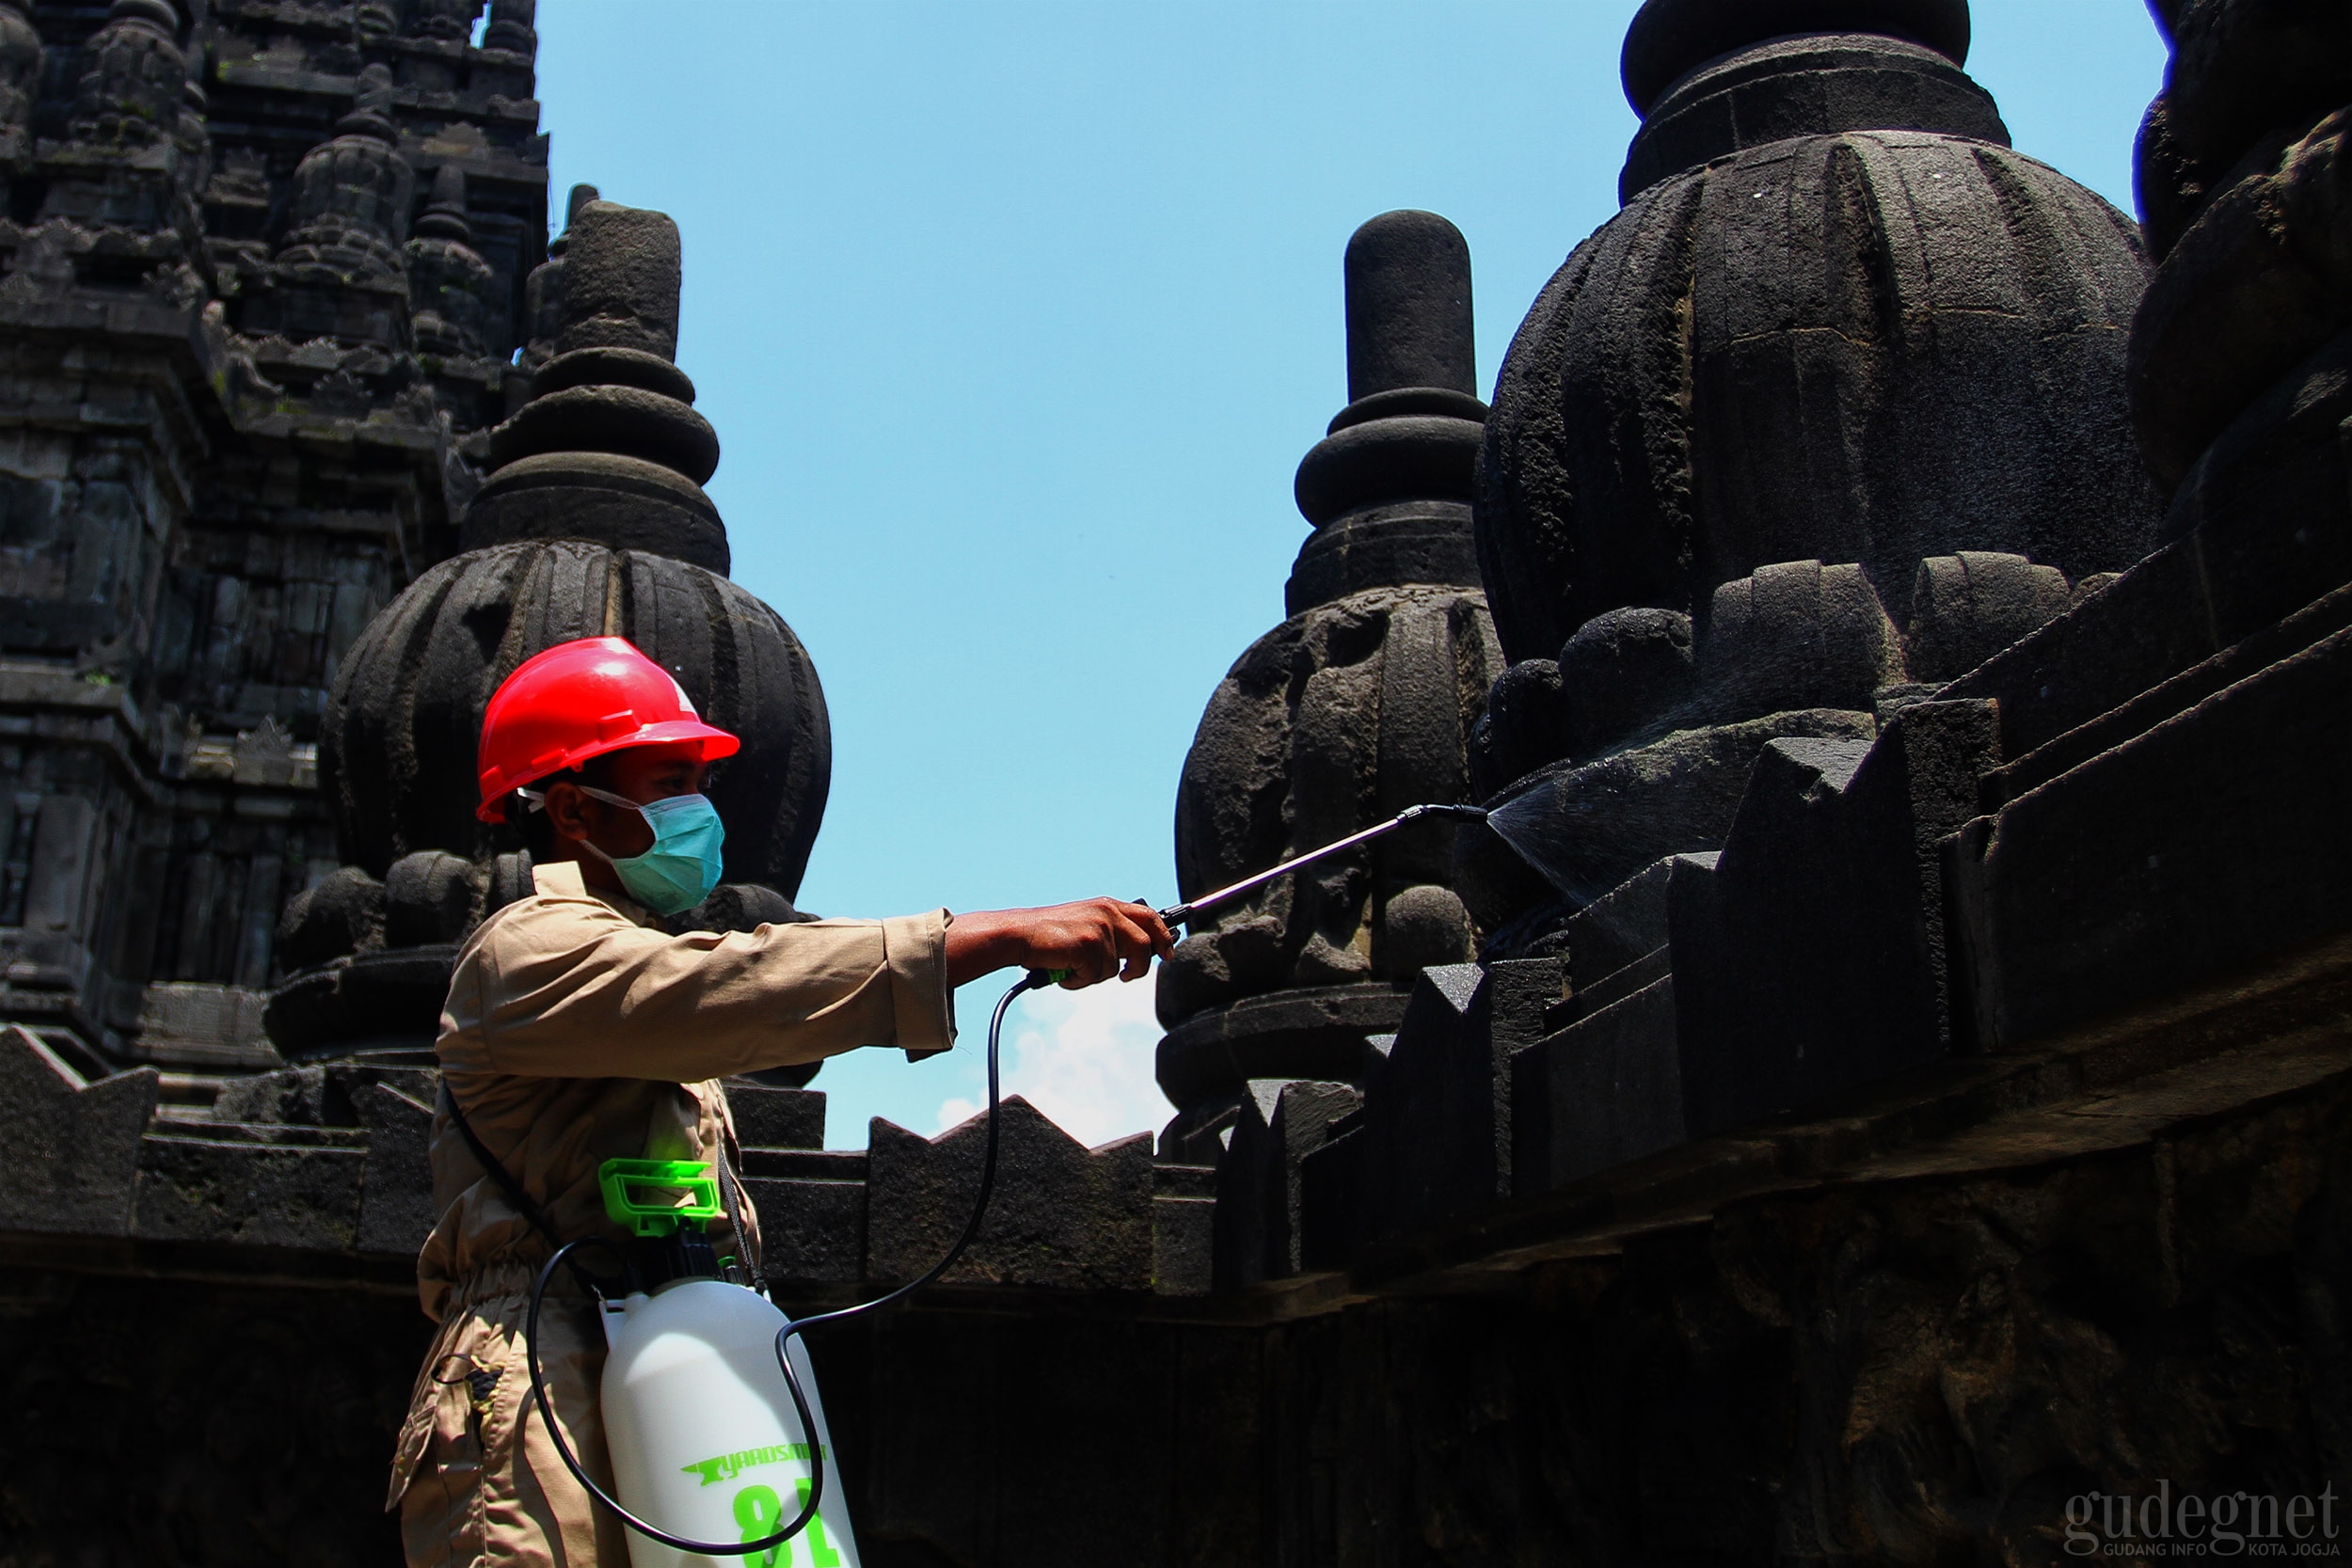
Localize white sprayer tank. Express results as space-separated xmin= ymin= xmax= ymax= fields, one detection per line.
xmin=601 ymin=1279 xmax=860 ymax=1568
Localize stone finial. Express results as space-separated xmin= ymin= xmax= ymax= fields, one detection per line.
xmin=408 ymin=166 xmax=495 ymax=357
xmin=337 ymin=62 xmax=398 ymax=144
xmin=516 ymin=184 xmax=596 ymax=350
xmin=1288 ymin=210 xmax=1488 ymax=595
xmin=70 ymin=0 xmax=186 ymax=146
xmin=274 ymin=64 xmax=412 ymax=276
xmin=469 ymin=198 xmax=725 ymax=570
xmin=409 ymin=0 xmax=477 ymax=43
xmin=173 ymin=77 xmax=210 ymax=200
xmin=1343 ymin=210 xmax=1475 ymax=403
xmin=484 ymin=0 xmax=538 ymax=55
xmin=103 ymin=0 xmax=177 ymax=31
xmin=556 ymin=182 xmax=598 ymax=247
xmin=554 ymin=200 xmax=682 ymax=361
xmin=415 ymin=163 xmax=472 ymax=244
xmin=1615 ymin=0 xmax=2000 ymax=199
xmin=0 ymin=0 xmax=40 ymax=152
xmin=1620 ymin=0 xmax=1971 ymax=116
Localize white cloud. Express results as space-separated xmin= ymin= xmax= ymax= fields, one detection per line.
xmin=932 ymin=975 xmax=1169 ymax=1149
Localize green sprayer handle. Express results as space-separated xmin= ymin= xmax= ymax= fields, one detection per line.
xmin=598 ymin=1158 xmax=723 ymax=1237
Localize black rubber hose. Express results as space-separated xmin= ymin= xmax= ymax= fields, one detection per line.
xmin=523 ymin=969 xmax=1039 ymax=1557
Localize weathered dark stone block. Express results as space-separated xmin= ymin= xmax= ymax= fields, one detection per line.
xmin=1155 ymin=983 xmax=1405 ymax=1108
xmin=1674 ymin=700 xmax=1995 ymax=1134
xmin=1511 ymin=974 xmax=1686 ymax=1195
xmin=354 ymin=1076 xmax=436 ymax=1257
xmin=2161 ymin=0 xmax=2352 ymax=188
xmin=744 ymin=1158 xmax=867 ymax=1288
xmin=1152 ymin=1188 xmax=1216 ymax=1296
xmin=383 ymin=850 xmax=480 ymax=946
xmin=724 ymin=1081 xmax=826 ymax=1149
xmin=1342 ymin=208 xmax=1475 ymax=401
xmin=866 ymin=1099 xmax=1152 ymax=1291
xmin=554 ymin=201 xmax=682 ymax=359
xmin=266 ymin=943 xmax=454 ymax=1060
xmin=2130 ymin=110 xmax=2352 ymax=491
xmin=1949 ymin=626 xmax=2352 ymax=1050
xmin=1360 ymin=958 xmax=1563 ymax=1242
xmin=461 ymin=450 xmax=731 ymax=574
xmin=488 ymin=384 xmax=719 ymax=484
xmin=0 ymin=1024 xmax=154 ymax=1235
xmin=1295 ymin=1121 xmax=1367 ymax=1273
xmin=1556 ymin=853 xmax=1692 ymax=995
xmin=1214 ymin=1077 xmax=1360 ymax=1289
xmin=1902 ymin=551 xmax=2073 ymax=682
xmin=1985 ymin=578 xmax=2352 ymax=811
xmin=1473 ymin=656 xmax=1566 ymax=794
xmin=132 ymin=1133 xmax=365 ymax=1251
xmin=275 ymin=864 xmax=386 ymax=970
xmin=1284 ymin=503 xmax=1480 ymax=613
xmin=1377 ymin=881 xmax=1473 ymax=976
xmin=1693 ymin=560 xmax=1901 ymax=724
xmin=1560 ymin=606 xmax=1694 ymax=762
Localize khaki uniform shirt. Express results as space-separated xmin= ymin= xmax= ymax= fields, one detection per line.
xmin=389 ymin=860 xmax=953 ymax=1560
xmin=416 ymin=860 xmax=954 ymax=1318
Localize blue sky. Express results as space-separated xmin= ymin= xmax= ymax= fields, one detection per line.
xmin=533 ymin=0 xmax=2169 ymax=1148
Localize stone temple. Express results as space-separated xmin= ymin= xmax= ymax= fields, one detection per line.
xmin=3 ymin=0 xmax=2349 ymax=1561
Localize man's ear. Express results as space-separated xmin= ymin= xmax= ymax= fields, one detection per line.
xmin=540 ymin=780 xmax=589 ymax=846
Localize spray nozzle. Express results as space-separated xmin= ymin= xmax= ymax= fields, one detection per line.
xmin=1397 ymin=802 xmax=1489 ymax=824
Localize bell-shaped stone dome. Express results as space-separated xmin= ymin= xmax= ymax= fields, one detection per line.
xmin=68 ymin=0 xmax=184 ymax=146
xmin=319 ymin=538 xmax=830 ymax=895
xmin=268 ymin=198 xmax=832 ymax=1066
xmin=273 ymin=64 xmax=412 ymax=284
xmin=1475 ymin=0 xmax=2161 ymax=668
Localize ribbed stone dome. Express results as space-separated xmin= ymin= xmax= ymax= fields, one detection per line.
xmin=318 ymin=538 xmax=831 ymax=895
xmin=1475 ymin=12 xmax=2162 ymax=667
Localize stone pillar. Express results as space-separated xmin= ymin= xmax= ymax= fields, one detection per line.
xmin=1152 ymin=211 xmax=1502 ymax=1162
xmin=407 ymin=165 xmax=497 ymax=359
xmin=484 ymin=0 xmax=539 ymax=56
xmin=0 ymin=0 xmax=40 ymax=185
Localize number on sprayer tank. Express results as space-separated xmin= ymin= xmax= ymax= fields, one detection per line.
xmin=735 ymin=1482 xmax=843 ymax=1567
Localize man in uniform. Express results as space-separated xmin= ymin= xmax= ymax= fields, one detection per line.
xmin=389 ymin=637 xmax=1171 ymax=1566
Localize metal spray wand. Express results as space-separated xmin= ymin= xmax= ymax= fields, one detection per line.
xmin=1032 ymin=802 xmax=1489 ymax=985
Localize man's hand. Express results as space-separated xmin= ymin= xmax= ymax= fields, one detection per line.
xmin=945 ymin=898 xmax=1174 ymax=988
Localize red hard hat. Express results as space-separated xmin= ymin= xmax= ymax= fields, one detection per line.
xmin=474 ymin=636 xmax=739 ymax=822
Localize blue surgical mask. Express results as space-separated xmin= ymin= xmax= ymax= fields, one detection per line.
xmin=574 ymin=786 xmax=726 ymax=916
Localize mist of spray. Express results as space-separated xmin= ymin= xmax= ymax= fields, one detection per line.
xmin=1480 ymin=785 xmax=1656 ymax=960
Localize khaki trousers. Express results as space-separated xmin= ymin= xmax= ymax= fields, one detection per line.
xmin=392 ymin=1264 xmax=631 ymax=1568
